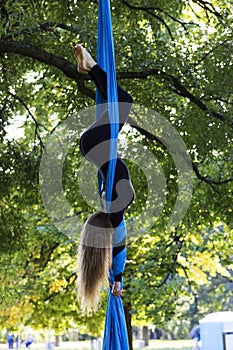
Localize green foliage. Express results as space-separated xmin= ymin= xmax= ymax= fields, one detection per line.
xmin=0 ymin=0 xmax=232 ymax=340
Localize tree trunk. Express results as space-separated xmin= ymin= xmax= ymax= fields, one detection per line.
xmin=124 ymin=304 xmax=133 ymax=350
xmin=55 ymin=335 xmax=59 ymax=347
xmin=143 ymin=326 xmax=149 ymax=346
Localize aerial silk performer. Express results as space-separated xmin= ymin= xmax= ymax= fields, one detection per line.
xmin=74 ymin=1 xmax=134 ymax=349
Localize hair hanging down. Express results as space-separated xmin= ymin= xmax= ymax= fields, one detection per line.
xmin=77 ymin=212 xmax=113 ymax=312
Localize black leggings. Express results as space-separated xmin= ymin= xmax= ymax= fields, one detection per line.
xmin=80 ymin=64 xmax=135 ymax=228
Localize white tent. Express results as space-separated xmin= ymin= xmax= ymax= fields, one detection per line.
xmin=200 ymin=311 xmax=233 ymax=350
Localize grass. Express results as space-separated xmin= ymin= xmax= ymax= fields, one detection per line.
xmin=137 ymin=339 xmax=193 ymax=349
xmin=0 ymin=339 xmax=194 ymax=350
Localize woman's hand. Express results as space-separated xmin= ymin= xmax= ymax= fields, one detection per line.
xmin=111 ymin=281 xmax=122 ymax=297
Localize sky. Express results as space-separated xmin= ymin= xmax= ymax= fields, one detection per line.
xmin=5 ymin=115 xmax=26 ymax=141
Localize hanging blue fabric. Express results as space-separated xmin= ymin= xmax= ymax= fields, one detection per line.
xmin=102 ymin=221 xmax=128 ymax=350
xmin=96 ymin=1 xmax=129 ymax=350
xmin=96 ymin=0 xmax=119 ymax=211
xmin=102 ymin=291 xmax=129 ymax=350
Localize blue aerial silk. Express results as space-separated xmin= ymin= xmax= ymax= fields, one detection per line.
xmin=96 ymin=1 xmax=129 ymax=349
xmin=96 ymin=0 xmax=119 ymax=211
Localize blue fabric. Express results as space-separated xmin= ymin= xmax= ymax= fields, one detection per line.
xmin=112 ymin=248 xmax=127 ymax=279
xmin=96 ymin=1 xmax=129 ymax=350
xmin=96 ymin=0 xmax=119 ymax=212
xmin=102 ymin=291 xmax=129 ymax=350
xmin=112 ymin=220 xmax=127 ymax=246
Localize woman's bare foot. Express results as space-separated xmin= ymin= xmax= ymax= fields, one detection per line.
xmin=73 ymin=44 xmax=96 ymax=74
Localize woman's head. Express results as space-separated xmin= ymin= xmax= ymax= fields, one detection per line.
xmin=77 ymin=212 xmax=113 ymax=312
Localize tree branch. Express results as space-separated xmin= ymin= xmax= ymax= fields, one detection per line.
xmin=117 ymin=69 xmax=232 ymax=128
xmin=165 ymin=73 xmax=231 ymax=126
xmin=2 ymin=21 xmax=74 ymax=41
xmin=192 ymin=162 xmax=233 ymax=185
xmin=193 ymin=0 xmax=224 ymax=21
xmin=176 ymin=261 xmax=199 ymax=309
xmin=119 ymin=0 xmax=174 ymax=40
xmin=128 ymin=116 xmax=233 ymax=186
xmin=1 ymin=39 xmax=230 ymax=127
xmin=119 ymin=0 xmax=196 ymax=34
xmin=38 ymin=21 xmax=73 ymax=32
xmin=196 ymin=38 xmax=231 ymax=66
xmin=8 ymin=92 xmax=45 ymax=149
xmin=0 ymin=39 xmax=95 ymax=99
xmin=1 ymin=39 xmax=232 ymax=186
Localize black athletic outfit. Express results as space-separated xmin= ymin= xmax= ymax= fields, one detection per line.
xmin=79 ymin=64 xmax=135 ymax=281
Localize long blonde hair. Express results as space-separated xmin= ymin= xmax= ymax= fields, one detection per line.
xmin=77 ymin=212 xmax=113 ymax=312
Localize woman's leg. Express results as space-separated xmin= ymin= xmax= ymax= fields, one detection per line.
xmin=89 ymin=64 xmax=133 ymax=126
xmin=77 ymin=47 xmax=134 ymax=202
xmin=80 ymin=64 xmax=133 ymax=158
xmin=74 ymin=44 xmax=132 ymax=155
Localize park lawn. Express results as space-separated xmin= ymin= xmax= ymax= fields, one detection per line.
xmin=46 ymin=339 xmax=193 ymax=350
xmin=0 ymin=339 xmax=193 ymax=350
xmin=139 ymin=339 xmax=193 ymax=349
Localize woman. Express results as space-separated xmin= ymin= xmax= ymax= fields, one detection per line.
xmin=74 ymin=44 xmax=134 ymax=312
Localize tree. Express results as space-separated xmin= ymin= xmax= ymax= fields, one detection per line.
xmin=0 ymin=1 xmax=232 ymax=349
